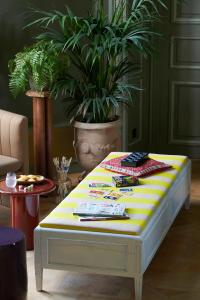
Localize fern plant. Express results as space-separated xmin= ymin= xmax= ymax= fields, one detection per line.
xmin=9 ymin=41 xmax=69 ymax=97
xmin=27 ymin=0 xmax=167 ymax=122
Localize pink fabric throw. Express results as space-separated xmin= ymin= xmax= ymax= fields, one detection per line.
xmin=100 ymin=155 xmax=171 ymax=177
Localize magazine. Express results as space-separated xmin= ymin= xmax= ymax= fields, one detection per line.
xmin=79 ymin=214 xmax=129 ymax=222
xmin=73 ymin=202 xmax=126 ymax=217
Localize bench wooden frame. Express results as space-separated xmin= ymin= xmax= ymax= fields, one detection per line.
xmin=34 ymin=161 xmax=191 ymax=300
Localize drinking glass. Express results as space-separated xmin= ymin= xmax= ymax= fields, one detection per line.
xmin=6 ymin=172 xmax=17 ymax=188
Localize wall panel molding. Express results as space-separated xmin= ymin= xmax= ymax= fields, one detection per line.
xmin=172 ymin=0 xmax=200 ymax=24
xmin=170 ymin=36 xmax=200 ymax=69
xmin=169 ymin=81 xmax=200 ymax=146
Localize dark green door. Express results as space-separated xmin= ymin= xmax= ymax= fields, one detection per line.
xmin=150 ymin=0 xmax=200 ymax=158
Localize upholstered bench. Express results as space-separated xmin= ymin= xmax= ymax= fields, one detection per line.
xmin=34 ymin=153 xmax=191 ymax=300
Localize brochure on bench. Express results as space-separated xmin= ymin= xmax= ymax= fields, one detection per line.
xmin=73 ymin=202 xmax=126 ymax=217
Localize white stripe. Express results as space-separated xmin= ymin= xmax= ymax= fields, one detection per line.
xmin=65 ymin=190 xmax=160 ymax=201
xmin=142 ymin=175 xmax=172 ymax=183
xmin=83 ymin=178 xmax=168 ymax=191
xmin=66 ymin=190 xmax=161 ymax=202
xmin=57 ymin=201 xmax=156 ymax=210
xmin=128 ymin=213 xmax=150 ymax=219
xmin=127 ymin=193 xmax=160 ymax=200
xmin=134 ymin=184 xmax=166 ymax=192
xmin=53 ymin=207 xmax=74 ymax=214
xmin=124 ymin=203 xmax=155 ymax=209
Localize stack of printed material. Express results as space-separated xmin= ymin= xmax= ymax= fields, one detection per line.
xmin=73 ymin=202 xmax=129 ymax=221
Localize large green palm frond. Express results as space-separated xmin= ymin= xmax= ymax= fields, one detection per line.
xmin=25 ymin=0 xmax=167 ymax=122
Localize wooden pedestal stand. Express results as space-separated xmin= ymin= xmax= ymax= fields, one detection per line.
xmin=26 ymin=90 xmax=53 ymax=178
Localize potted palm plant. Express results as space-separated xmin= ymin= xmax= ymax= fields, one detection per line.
xmin=26 ymin=0 xmax=167 ymax=173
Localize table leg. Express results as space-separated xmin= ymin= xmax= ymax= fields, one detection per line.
xmin=11 ymin=195 xmax=40 ymax=250
xmin=33 ymin=97 xmax=47 ymax=176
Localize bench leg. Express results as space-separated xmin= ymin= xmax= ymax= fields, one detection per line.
xmin=34 ymin=229 xmax=43 ymax=291
xmin=184 ymin=194 xmax=190 ymax=210
xmin=35 ymin=265 xmax=43 ymax=291
xmin=185 ymin=162 xmax=191 ymax=210
xmin=134 ymin=275 xmax=143 ymax=300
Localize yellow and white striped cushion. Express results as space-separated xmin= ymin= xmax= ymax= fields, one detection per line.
xmin=40 ymin=152 xmax=188 ymax=236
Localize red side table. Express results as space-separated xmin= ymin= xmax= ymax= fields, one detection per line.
xmin=0 ymin=179 xmax=55 ymax=250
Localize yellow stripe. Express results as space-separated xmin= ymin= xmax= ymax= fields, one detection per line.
xmin=149 ymin=154 xmax=187 ymax=162
xmin=59 ymin=202 xmax=77 ymax=209
xmin=47 ymin=212 xmax=75 ymax=219
xmin=39 ymin=223 xmax=140 ymax=236
xmin=85 ymin=175 xmax=113 ymax=181
xmin=106 ymin=153 xmax=124 ymax=159
xmin=68 ymin=191 xmax=94 ymax=198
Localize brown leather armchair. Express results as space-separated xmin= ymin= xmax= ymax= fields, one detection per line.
xmin=0 ymin=109 xmax=29 ymax=205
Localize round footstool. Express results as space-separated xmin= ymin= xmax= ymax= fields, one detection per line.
xmin=0 ymin=227 xmax=28 ymax=300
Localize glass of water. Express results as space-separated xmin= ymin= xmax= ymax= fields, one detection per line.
xmin=6 ymin=172 xmax=17 ymax=188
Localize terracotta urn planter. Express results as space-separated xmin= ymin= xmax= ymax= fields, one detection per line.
xmin=73 ymin=119 xmax=121 ymax=173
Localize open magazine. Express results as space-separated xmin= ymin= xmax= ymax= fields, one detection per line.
xmin=73 ymin=202 xmax=126 ymax=217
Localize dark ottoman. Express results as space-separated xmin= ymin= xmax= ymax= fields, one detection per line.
xmin=0 ymin=227 xmax=27 ymax=300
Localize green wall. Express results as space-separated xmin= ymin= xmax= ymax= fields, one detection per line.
xmin=0 ymin=0 xmax=93 ymax=126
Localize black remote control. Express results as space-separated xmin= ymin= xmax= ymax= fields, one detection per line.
xmin=121 ymin=152 xmax=149 ymax=167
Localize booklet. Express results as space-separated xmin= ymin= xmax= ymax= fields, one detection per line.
xmin=73 ymin=202 xmax=126 ymax=217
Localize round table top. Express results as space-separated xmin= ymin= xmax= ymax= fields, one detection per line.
xmin=0 ymin=178 xmax=56 ymax=196
xmin=0 ymin=227 xmax=25 ymax=246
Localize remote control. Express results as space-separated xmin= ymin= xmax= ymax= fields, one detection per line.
xmin=121 ymin=152 xmax=149 ymax=167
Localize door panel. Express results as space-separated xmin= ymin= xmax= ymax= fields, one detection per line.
xmin=151 ymin=0 xmax=200 ymax=158
xmin=127 ymin=59 xmax=150 ymax=152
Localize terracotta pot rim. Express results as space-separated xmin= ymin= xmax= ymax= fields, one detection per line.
xmin=73 ymin=118 xmax=121 ymax=130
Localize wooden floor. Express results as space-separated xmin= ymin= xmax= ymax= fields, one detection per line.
xmin=0 ymin=162 xmax=200 ymax=299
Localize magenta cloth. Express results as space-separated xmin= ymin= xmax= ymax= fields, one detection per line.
xmin=100 ymin=155 xmax=171 ymax=177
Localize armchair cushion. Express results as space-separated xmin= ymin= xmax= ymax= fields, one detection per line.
xmin=0 ymin=109 xmax=29 ymax=207
xmin=0 ymin=109 xmax=28 ymax=175
xmin=0 ymin=155 xmax=21 ymax=176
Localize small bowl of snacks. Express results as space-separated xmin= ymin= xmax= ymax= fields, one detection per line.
xmin=17 ymin=174 xmax=45 ymax=185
